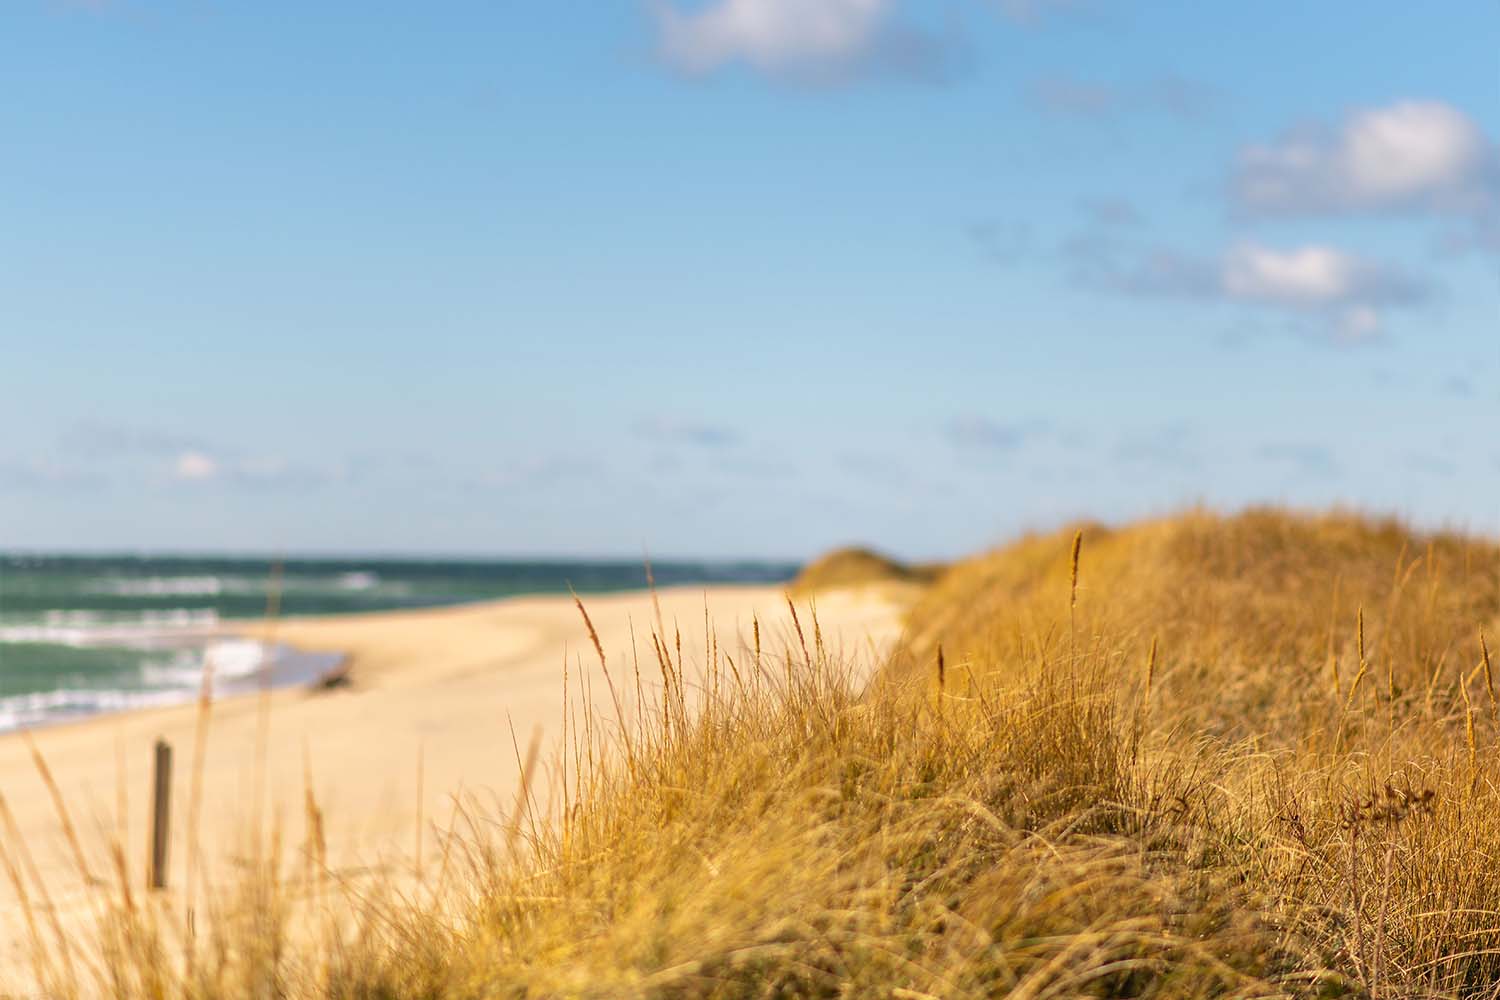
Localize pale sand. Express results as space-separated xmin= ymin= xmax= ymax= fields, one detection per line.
xmin=0 ymin=583 xmax=911 ymax=969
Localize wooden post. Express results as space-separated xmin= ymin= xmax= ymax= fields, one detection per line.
xmin=150 ymin=738 xmax=172 ymax=890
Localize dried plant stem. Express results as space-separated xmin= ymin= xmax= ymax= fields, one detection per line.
xmin=1345 ymin=607 xmax=1370 ymax=711
xmin=1460 ymin=666 xmax=1477 ymax=788
xmin=572 ymin=589 xmax=636 ymax=777
xmin=22 ymin=733 xmax=95 ymax=887
xmin=1481 ymin=629 xmax=1495 ymax=713
xmin=1068 ymin=530 xmax=1082 ymax=661
xmin=935 ymin=644 xmax=945 ymax=719
xmin=184 ymin=649 xmax=215 ymax=962
xmin=1347 ymin=828 xmax=1368 ymax=990
xmin=0 ymin=810 xmax=49 ymax=991
xmin=1143 ymin=635 xmax=1158 ymax=711
xmin=504 ymin=724 xmax=544 ymax=854
xmin=787 ymin=596 xmax=811 ymax=670
xmin=251 ymin=557 xmax=285 ymax=857
xmin=1373 ymin=839 xmax=1395 ymax=999
xmin=0 ymin=791 xmax=76 ymax=986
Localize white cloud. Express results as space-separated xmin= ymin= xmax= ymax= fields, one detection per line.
xmin=653 ymin=0 xmax=889 ymax=77
xmin=1223 ymin=243 xmax=1370 ymax=306
xmin=650 ymin=0 xmax=963 ymax=83
xmin=1234 ymin=100 xmax=1494 ymax=215
xmin=169 ymin=448 xmax=349 ymax=489
xmin=1219 ymin=243 xmax=1425 ymax=343
xmin=174 ymin=451 xmax=219 ymax=481
xmin=1079 ymin=239 xmax=1427 ymax=343
xmin=1343 ymin=103 xmax=1485 ymax=200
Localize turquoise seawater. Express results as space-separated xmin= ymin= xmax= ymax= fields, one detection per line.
xmin=0 ymin=555 xmax=796 ymax=730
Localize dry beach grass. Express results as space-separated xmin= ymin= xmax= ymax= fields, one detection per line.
xmin=4 ymin=508 xmax=1500 ymax=998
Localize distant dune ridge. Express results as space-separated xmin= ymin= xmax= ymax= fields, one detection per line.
xmin=7 ymin=508 xmax=1500 ymax=997
xmin=789 ymin=545 xmax=943 ymax=594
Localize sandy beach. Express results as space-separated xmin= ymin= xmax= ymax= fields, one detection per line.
xmin=0 ymin=583 xmax=911 ymax=967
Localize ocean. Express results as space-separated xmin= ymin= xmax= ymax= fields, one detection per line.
xmin=0 ymin=554 xmax=797 ymax=732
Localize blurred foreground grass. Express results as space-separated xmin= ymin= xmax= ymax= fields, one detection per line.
xmin=7 ymin=507 xmax=1500 ymax=999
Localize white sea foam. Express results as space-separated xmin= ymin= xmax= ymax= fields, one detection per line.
xmin=137 ymin=649 xmax=210 ymax=687
xmin=43 ymin=609 xmax=102 ymax=626
xmin=0 ymin=638 xmax=295 ymax=732
xmin=140 ymin=608 xmax=221 ymax=629
xmin=92 ymin=575 xmax=227 ymax=597
xmin=134 ymin=639 xmax=275 ymax=686
xmin=0 ymin=686 xmax=191 ymax=733
xmin=0 ymin=609 xmax=220 ymax=646
xmin=337 ymin=571 xmax=380 ymax=590
xmin=204 ymin=637 xmax=277 ymax=678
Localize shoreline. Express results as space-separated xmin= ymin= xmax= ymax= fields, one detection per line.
xmin=0 ymin=581 xmax=914 ymax=966
xmin=3 ymin=585 xmax=792 ymax=735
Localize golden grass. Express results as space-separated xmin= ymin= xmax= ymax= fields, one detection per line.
xmin=6 ymin=506 xmax=1500 ymax=998
xmin=788 ymin=546 xmax=941 ymax=596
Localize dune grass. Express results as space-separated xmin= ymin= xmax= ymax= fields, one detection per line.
xmin=6 ymin=507 xmax=1500 ymax=998
xmin=787 ymin=546 xmax=942 ymax=596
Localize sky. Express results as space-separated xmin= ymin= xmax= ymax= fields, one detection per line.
xmin=2 ymin=0 xmax=1497 ymax=559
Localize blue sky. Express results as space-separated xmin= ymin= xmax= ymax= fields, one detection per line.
xmin=3 ymin=0 xmax=1496 ymax=558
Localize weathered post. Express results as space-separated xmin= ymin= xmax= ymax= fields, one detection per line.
xmin=150 ymin=738 xmax=172 ymax=890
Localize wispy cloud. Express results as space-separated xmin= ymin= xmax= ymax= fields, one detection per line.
xmin=1114 ymin=423 xmax=1202 ymax=472
xmin=1405 ymin=452 xmax=1458 ymax=478
xmin=1439 ymin=375 xmax=1475 ymax=398
xmin=465 ymin=456 xmax=601 ymax=492
xmin=1078 ymin=196 xmax=1143 ymax=228
xmin=60 ymin=420 xmax=206 ymax=458
xmin=1073 ymin=239 xmax=1429 ymax=343
xmin=173 ymin=451 xmax=219 ymax=481
xmin=649 ymin=0 xmax=966 ymax=85
xmin=966 ymin=218 xmax=1032 ymax=265
xmin=635 ymin=416 xmax=742 ymax=448
xmin=1255 ymin=443 xmax=1340 ymax=478
xmin=6 ymin=424 xmax=339 ymax=493
xmin=1231 ymin=100 xmax=1500 ymax=257
xmin=1028 ymin=74 xmax=1217 ymax=120
xmin=945 ymin=416 xmax=1047 ymax=451
xmin=1233 ymin=100 xmax=1494 ymax=217
xmin=1221 ymin=242 xmax=1426 ymax=309
xmin=992 ymin=0 xmax=1081 ymax=24
xmin=168 ymin=450 xmax=351 ymax=490
xmin=837 ymin=450 xmax=908 ymax=485
xmin=0 ymin=457 xmax=105 ymax=491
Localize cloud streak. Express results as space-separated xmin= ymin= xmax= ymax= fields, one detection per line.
xmin=1028 ymin=74 xmax=1217 ymax=120
xmin=1074 ymin=239 xmax=1429 ymax=342
xmin=1231 ymin=100 xmax=1500 ymax=257
xmin=945 ymin=416 xmax=1048 ymax=451
xmin=966 ymin=218 xmax=1032 ymax=265
xmin=992 ymin=0 xmax=1079 ymax=24
xmin=1233 ymin=101 xmax=1494 ymax=216
xmin=635 ymin=416 xmax=742 ymax=448
xmin=1255 ymin=443 xmax=1340 ymax=478
xmin=60 ymin=420 xmax=206 ymax=458
xmin=649 ymin=0 xmax=965 ymax=84
xmin=174 ymin=451 xmax=219 ymax=481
